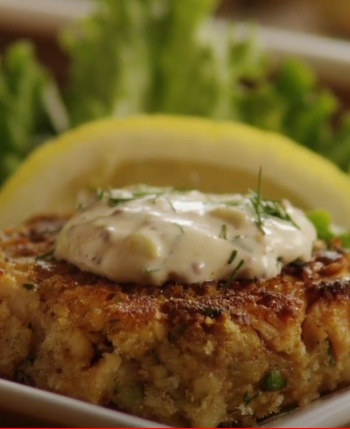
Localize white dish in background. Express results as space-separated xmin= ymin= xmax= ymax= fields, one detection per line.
xmin=0 ymin=0 xmax=93 ymax=32
xmin=1 ymin=0 xmax=350 ymax=87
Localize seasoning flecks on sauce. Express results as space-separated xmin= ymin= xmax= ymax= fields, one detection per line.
xmin=54 ymin=185 xmax=317 ymax=286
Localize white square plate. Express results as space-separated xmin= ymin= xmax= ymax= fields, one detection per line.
xmin=1 ymin=377 xmax=350 ymax=428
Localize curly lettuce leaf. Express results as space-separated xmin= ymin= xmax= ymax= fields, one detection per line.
xmin=61 ymin=0 xmax=162 ymax=124
xmin=62 ymin=0 xmax=266 ymax=125
xmin=238 ymin=59 xmax=339 ymax=152
xmin=3 ymin=0 xmax=350 ymax=188
xmin=0 ymin=42 xmax=68 ymax=183
xmin=62 ymin=0 xmax=350 ymax=172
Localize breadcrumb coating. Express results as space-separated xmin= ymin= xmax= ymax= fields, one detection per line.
xmin=1 ymin=215 xmax=350 ymax=427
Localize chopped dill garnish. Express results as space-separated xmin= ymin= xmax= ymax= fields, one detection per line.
xmin=250 ymin=167 xmax=299 ymax=233
xmin=219 ymin=224 xmax=227 ymax=240
xmin=108 ymin=197 xmax=136 ymax=207
xmin=276 ymin=256 xmax=283 ymax=267
xmin=260 ymin=198 xmax=300 ymax=229
xmin=132 ymin=184 xmax=165 ymax=196
xmin=222 ymin=200 xmax=240 ymax=206
xmin=104 ymin=186 xmax=166 ymax=206
xmin=250 ymin=167 xmax=264 ymax=235
xmin=225 ymin=259 xmax=245 ymax=286
xmin=22 ymin=283 xmax=35 ymax=290
xmin=35 ymin=249 xmax=54 ymax=261
xmin=173 ymin=223 xmax=185 ymax=234
xmin=243 ymin=391 xmax=260 ymax=405
xmin=227 ymin=249 xmax=237 ymax=264
xmin=202 ymin=307 xmax=222 ymax=318
xmin=145 ymin=267 xmax=161 ymax=274
xmin=290 ymin=258 xmax=304 ymax=267
xmin=168 ymin=325 xmax=185 ymax=343
xmin=133 ymin=189 xmax=164 ymax=198
xmin=96 ymin=188 xmax=104 ymax=200
xmin=167 ymin=198 xmax=176 ymax=212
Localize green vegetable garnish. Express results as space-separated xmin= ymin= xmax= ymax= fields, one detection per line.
xmin=261 ymin=369 xmax=287 ymax=392
xmin=307 ymin=209 xmax=350 ymax=249
xmin=116 ymin=383 xmax=144 ymax=409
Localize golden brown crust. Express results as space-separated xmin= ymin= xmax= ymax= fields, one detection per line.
xmin=1 ymin=215 xmax=350 ymax=427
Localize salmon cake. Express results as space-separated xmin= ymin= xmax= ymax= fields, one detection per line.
xmin=1 ymin=212 xmax=350 ymax=428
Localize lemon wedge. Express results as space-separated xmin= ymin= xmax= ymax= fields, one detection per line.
xmin=0 ymin=115 xmax=350 ymax=228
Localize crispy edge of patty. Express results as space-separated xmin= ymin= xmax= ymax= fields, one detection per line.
xmin=1 ymin=215 xmax=350 ymax=427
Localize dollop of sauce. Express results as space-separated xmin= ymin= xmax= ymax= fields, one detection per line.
xmin=55 ymin=185 xmax=317 ymax=285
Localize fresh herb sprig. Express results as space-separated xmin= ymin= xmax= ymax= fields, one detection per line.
xmin=173 ymin=223 xmax=185 ymax=234
xmin=227 ymin=250 xmax=238 ymax=264
xmin=167 ymin=198 xmax=177 ymax=212
xmin=243 ymin=391 xmax=260 ymax=405
xmin=250 ymin=167 xmax=264 ymax=234
xmin=108 ymin=197 xmax=138 ymax=207
xmin=260 ymin=199 xmax=300 ymax=229
xmin=225 ymin=255 xmax=245 ymax=287
xmin=35 ymin=249 xmax=55 ymax=261
xmin=219 ymin=224 xmax=227 ymax=240
xmin=250 ymin=168 xmax=299 ymax=234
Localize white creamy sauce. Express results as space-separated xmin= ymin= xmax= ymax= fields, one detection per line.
xmin=55 ymin=186 xmax=317 ymax=286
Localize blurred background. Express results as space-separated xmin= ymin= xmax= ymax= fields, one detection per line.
xmin=1 ymin=0 xmax=350 ymax=88
xmin=2 ymin=0 xmax=350 ymax=184
xmin=219 ymin=0 xmax=350 ymax=37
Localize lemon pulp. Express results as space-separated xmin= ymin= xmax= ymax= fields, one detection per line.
xmin=0 ymin=115 xmax=349 ymax=228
